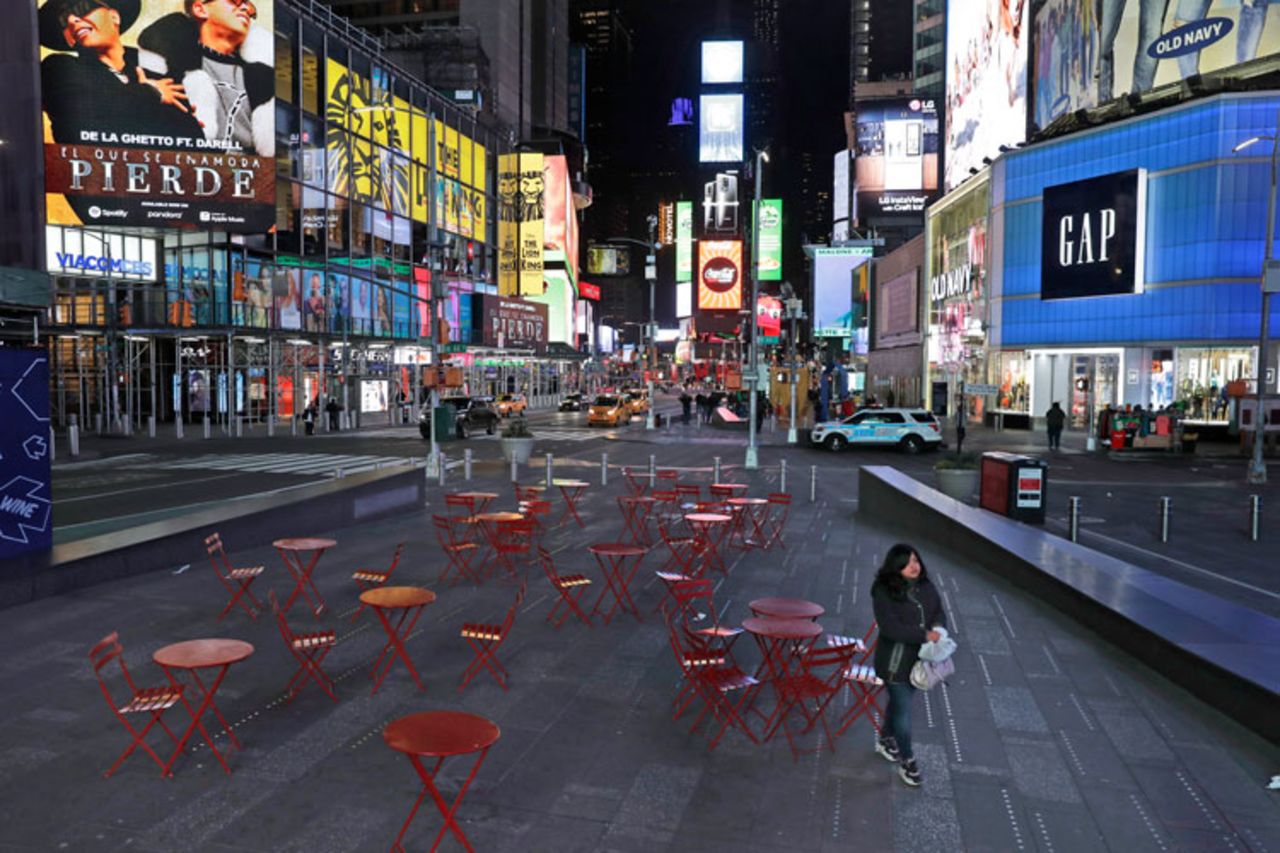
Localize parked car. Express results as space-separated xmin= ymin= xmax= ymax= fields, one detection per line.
xmin=494 ymin=393 xmax=527 ymax=417
xmin=810 ymin=408 xmax=941 ymax=454
xmin=588 ymin=394 xmax=631 ymax=427
xmin=623 ymin=389 xmax=650 ymax=415
xmin=419 ymin=396 xmax=500 ymax=440
xmin=558 ymin=392 xmax=585 ymax=412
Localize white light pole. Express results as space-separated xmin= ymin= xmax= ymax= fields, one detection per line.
xmin=646 ymin=214 xmax=658 ymax=430
xmin=784 ymin=291 xmax=804 ymax=444
xmin=1234 ymin=122 xmax=1277 ymax=485
xmin=746 ymin=148 xmax=769 ymax=470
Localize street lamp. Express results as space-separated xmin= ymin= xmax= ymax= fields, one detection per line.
xmin=1233 ymin=125 xmax=1278 ymax=485
xmin=745 ymin=148 xmax=769 ymax=470
xmin=781 ymin=281 xmax=804 ymax=444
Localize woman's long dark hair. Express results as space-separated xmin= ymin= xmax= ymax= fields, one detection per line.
xmin=871 ymin=543 xmax=929 ymax=600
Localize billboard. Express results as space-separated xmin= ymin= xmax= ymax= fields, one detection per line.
xmin=833 ymin=150 xmax=851 ymax=242
xmin=697 ymin=240 xmax=743 ymax=311
xmin=945 ymin=0 xmax=1028 ymax=190
xmin=876 ymin=269 xmax=920 ymax=348
xmin=699 ymin=94 xmax=744 ymax=162
xmin=1041 ymin=169 xmax=1147 ymax=300
xmin=854 ymin=98 xmax=940 ymax=218
xmin=702 ymin=172 xmax=740 ymax=235
xmin=757 ymin=295 xmax=782 ymax=338
xmin=812 ymin=247 xmax=872 ymax=337
xmin=0 ymin=349 xmax=51 ymax=560
xmin=478 ymin=295 xmax=548 ymax=350
xmin=701 ymin=40 xmax=744 ymax=84
xmin=542 ymin=154 xmax=579 ymax=283
xmin=676 ymin=200 xmax=693 ymax=281
xmin=756 ymin=199 xmax=782 ymax=280
xmin=586 ymin=245 xmax=630 ymax=275
xmin=38 ymin=0 xmax=275 ymax=230
xmin=1033 ymin=0 xmax=1280 ymax=130
xmin=497 ymin=153 xmax=544 ymax=295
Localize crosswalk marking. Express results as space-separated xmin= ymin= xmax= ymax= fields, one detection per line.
xmin=149 ymin=452 xmax=416 ymax=477
xmin=470 ymin=428 xmax=607 ymax=443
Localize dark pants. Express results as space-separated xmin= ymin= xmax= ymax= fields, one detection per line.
xmin=1048 ymin=426 xmax=1063 ymax=450
xmin=884 ymin=681 xmax=917 ymax=760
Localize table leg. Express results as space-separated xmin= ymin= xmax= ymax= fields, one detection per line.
xmin=278 ymin=548 xmax=329 ymax=616
xmin=191 ymin=668 xmax=241 ymax=750
xmin=371 ymin=605 xmax=427 ymax=693
xmin=615 ymin=554 xmax=644 ymax=621
xmin=589 ymin=556 xmax=627 ymax=625
xmin=394 ymin=748 xmax=491 ymax=853
xmin=162 ymin=664 xmax=234 ymax=776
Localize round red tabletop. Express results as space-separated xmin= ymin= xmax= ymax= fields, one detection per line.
xmin=749 ymin=597 xmax=826 ymax=620
xmin=742 ymin=616 xmax=824 ymax=640
xmin=473 ymin=511 xmax=525 ymax=523
xmin=619 ymin=495 xmax=656 ymax=504
xmin=728 ymin=497 xmax=769 ymax=507
xmin=154 ymin=638 xmax=255 ymax=669
xmin=359 ymin=586 xmax=437 ymax=609
xmin=589 ymin=542 xmax=647 ymax=557
xmin=685 ymin=512 xmax=732 ymax=524
xmin=454 ymin=491 xmax=499 ymax=500
xmin=384 ymin=711 xmax=501 ymax=757
xmin=273 ymin=537 xmax=337 ymax=551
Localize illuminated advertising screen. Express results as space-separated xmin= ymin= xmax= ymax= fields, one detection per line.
xmin=833 ymin=150 xmax=851 ymax=241
xmin=854 ymin=98 xmax=940 ymax=217
xmin=496 ymin=152 xmax=544 ymax=296
xmin=756 ymin=199 xmax=782 ymax=281
xmin=361 ymin=380 xmax=389 ymax=414
xmin=702 ymin=172 xmax=740 ymax=235
xmin=945 ymin=0 xmax=1028 ymax=190
xmin=38 ymin=0 xmax=276 ymax=230
xmin=1033 ymin=0 xmax=1280 ymax=130
xmin=1040 ymin=169 xmax=1147 ymax=300
xmin=677 ymin=281 xmax=692 ymax=317
xmin=697 ymin=240 xmax=743 ymax=311
xmin=812 ymin=247 xmax=872 ymax=338
xmin=676 ymin=200 xmax=693 ymax=281
xmin=876 ymin=269 xmax=920 ymax=348
xmin=701 ymin=40 xmax=744 ymax=84
xmin=757 ymin=295 xmax=782 ymax=338
xmin=699 ymin=94 xmax=744 ymax=163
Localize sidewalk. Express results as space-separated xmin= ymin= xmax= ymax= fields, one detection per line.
xmin=4 ymin=441 xmax=1278 ymax=851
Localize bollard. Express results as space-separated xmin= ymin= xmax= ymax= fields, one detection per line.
xmin=809 ymin=465 xmax=817 ymax=503
xmin=780 ymin=458 xmax=787 ymax=493
xmin=601 ymin=452 xmax=609 ymax=486
xmin=1250 ymin=494 xmax=1261 ymax=542
xmin=511 ymin=456 xmax=518 ymax=484
xmin=438 ymin=453 xmax=447 ymax=487
xmin=267 ymin=415 xmax=275 ymax=438
xmin=69 ymin=424 xmax=80 ymax=457
xmin=336 ymin=467 xmax=344 ymax=479
xmin=648 ymin=454 xmax=657 ymax=489
xmin=95 ymin=413 xmax=103 ymax=434
xmin=235 ymin=416 xmax=243 ymax=438
xmin=1068 ymin=496 xmax=1080 ymax=543
xmin=175 ymin=418 xmax=184 ymax=439
xmin=290 ymin=413 xmax=297 ymax=436
xmin=464 ymin=449 xmax=473 ymax=481
xmin=545 ymin=452 xmax=554 ymax=488
xmin=49 ymin=426 xmax=55 ymax=462
xmin=713 ymin=456 xmax=722 ymax=484
xmin=148 ymin=415 xmax=156 ymax=438
xmin=203 ymin=416 xmax=211 ymax=440
xmin=1159 ymin=496 xmax=1170 ymax=543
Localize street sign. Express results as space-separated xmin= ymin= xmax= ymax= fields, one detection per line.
xmin=759 ymin=336 xmax=780 ymax=345
xmin=442 ymin=343 xmax=467 ymax=354
xmin=965 ymin=384 xmax=999 ymax=395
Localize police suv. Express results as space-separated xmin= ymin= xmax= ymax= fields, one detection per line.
xmin=810 ymin=408 xmax=942 ymax=454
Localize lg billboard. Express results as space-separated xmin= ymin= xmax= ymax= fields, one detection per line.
xmin=37 ymin=0 xmax=276 ymax=230
xmin=854 ymin=98 xmax=940 ymax=219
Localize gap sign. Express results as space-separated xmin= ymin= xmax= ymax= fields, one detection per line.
xmin=1040 ymin=169 xmax=1146 ymax=300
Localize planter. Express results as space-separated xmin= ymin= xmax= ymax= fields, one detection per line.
xmin=934 ymin=468 xmax=979 ymax=500
xmin=500 ymin=436 xmax=535 ymax=464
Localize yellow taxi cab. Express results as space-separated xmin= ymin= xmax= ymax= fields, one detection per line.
xmin=623 ymin=389 xmax=650 ymax=415
xmin=588 ymin=394 xmax=631 ymax=427
xmin=494 ymin=393 xmax=527 ymax=417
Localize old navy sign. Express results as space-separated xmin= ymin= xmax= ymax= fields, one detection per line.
xmin=930 ymin=263 xmax=972 ymax=304
xmin=1040 ymin=169 xmax=1146 ymax=301
xmin=1147 ymin=18 xmax=1232 ymax=59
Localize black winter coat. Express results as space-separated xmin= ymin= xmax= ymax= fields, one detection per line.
xmin=871 ymin=578 xmax=947 ymax=684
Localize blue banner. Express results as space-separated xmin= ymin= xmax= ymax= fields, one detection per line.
xmin=0 ymin=349 xmax=52 ymax=559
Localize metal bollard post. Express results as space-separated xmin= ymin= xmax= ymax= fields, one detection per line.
xmin=464 ymin=449 xmax=473 ymax=481
xmin=69 ymin=424 xmax=80 ymax=457
xmin=438 ymin=452 xmax=447 ymax=487
xmin=147 ymin=415 xmax=155 ymax=438
xmin=336 ymin=467 xmax=344 ymax=479
xmin=1159 ymin=496 xmax=1170 ymax=543
xmin=780 ymin=458 xmax=787 ymax=493
xmin=267 ymin=415 xmax=274 ymax=438
xmin=290 ymin=413 xmax=297 ymax=435
xmin=235 ymin=416 xmax=243 ymax=438
xmin=203 ymin=416 xmax=211 ymax=439
xmin=648 ymin=454 xmax=657 ymax=489
xmin=546 ymin=452 xmax=554 ymax=488
xmin=175 ymin=418 xmax=184 ymax=439
xmin=49 ymin=426 xmax=55 ymax=462
xmin=511 ymin=456 xmax=518 ymax=484
xmin=1250 ymin=495 xmax=1261 ymax=542
xmin=601 ymin=452 xmax=609 ymax=486
xmin=713 ymin=456 xmax=722 ymax=484
xmin=810 ymin=465 xmax=817 ymax=502
xmin=1068 ymin=496 xmax=1080 ymax=543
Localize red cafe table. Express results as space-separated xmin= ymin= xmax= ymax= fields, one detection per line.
xmin=727 ymin=497 xmax=771 ymax=549
xmin=452 ymin=491 xmax=499 ymax=515
xmin=588 ymin=542 xmax=648 ymax=624
xmin=152 ymin=638 xmax=255 ymax=775
xmin=384 ymin=711 xmax=501 ymax=853
xmin=748 ymin=597 xmax=826 ymax=621
xmin=273 ymin=537 xmax=338 ymax=617
xmin=684 ymin=512 xmax=732 ymax=575
xmin=471 ymin=511 xmax=525 ymax=578
xmin=360 ymin=586 xmax=437 ymax=694
xmin=617 ymin=495 xmax=656 ymax=546
xmin=742 ymin=616 xmax=824 ymax=740
xmin=552 ymin=479 xmax=590 ymax=528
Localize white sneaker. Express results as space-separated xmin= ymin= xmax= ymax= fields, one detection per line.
xmin=899 ymin=758 xmax=922 ymax=787
xmin=875 ymin=736 xmax=900 ymax=763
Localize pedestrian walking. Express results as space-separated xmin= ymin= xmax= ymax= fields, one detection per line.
xmin=303 ymin=400 xmax=317 ymax=436
xmin=870 ymin=543 xmax=948 ymax=788
xmin=326 ymin=397 xmax=341 ymax=431
xmin=679 ymin=389 xmax=693 ymax=424
xmin=1046 ymin=401 xmax=1066 ymax=451
xmin=694 ymin=390 xmax=707 ymax=424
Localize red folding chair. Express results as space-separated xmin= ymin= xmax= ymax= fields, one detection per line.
xmin=665 ymin=616 xmax=760 ymax=751
xmin=521 ymin=499 xmax=555 ymax=537
xmin=621 ymin=466 xmax=648 ymax=496
xmin=656 ymin=469 xmax=680 ymax=489
xmin=350 ymin=541 xmax=405 ymax=621
xmin=764 ymin=492 xmax=792 ymax=550
xmin=204 ymin=532 xmax=265 ymax=620
xmin=655 ymin=514 xmax=702 ymax=577
xmin=537 ymin=545 xmax=594 ymax=628
xmin=458 ymin=580 xmax=525 ymax=691
xmin=770 ymin=640 xmax=859 ymax=760
xmin=433 ymin=515 xmax=481 ymax=585
xmin=835 ymin=623 xmax=885 ymax=737
xmin=669 ymin=578 xmax=743 ymax=663
xmin=675 ymin=484 xmax=701 ymax=509
xmin=708 ymin=483 xmax=738 ymax=500
xmin=445 ymin=493 xmax=477 ymax=517
xmin=89 ymin=632 xmax=185 ymax=778
xmin=269 ymin=591 xmax=338 ymax=703
xmin=493 ymin=517 xmax=535 ymax=580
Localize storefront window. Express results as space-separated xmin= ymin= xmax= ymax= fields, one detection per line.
xmin=996 ymin=351 xmax=1030 ymax=413
xmin=1176 ymin=347 xmax=1254 ymax=421
xmin=300 ymin=30 xmax=321 ymax=116
xmin=1149 ymin=348 xmax=1175 ymax=410
xmin=276 ymin=104 xmax=298 ymax=179
xmin=300 ymin=115 xmax=325 ymax=187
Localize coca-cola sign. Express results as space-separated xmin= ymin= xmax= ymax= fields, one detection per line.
xmin=697 ymin=240 xmax=742 ymax=311
xmin=702 ymin=257 xmax=738 ymax=292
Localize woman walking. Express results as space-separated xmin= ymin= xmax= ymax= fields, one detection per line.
xmin=871 ymin=543 xmax=948 ymax=787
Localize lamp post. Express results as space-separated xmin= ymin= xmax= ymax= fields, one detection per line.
xmin=1234 ymin=121 xmax=1278 ymax=485
xmin=745 ymin=148 xmax=769 ymax=470
xmin=783 ymin=289 xmax=804 ymax=444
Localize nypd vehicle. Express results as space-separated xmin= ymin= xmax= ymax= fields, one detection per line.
xmin=810 ymin=408 xmax=942 ymax=454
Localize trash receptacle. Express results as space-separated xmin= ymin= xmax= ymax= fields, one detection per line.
xmin=979 ymin=452 xmax=1048 ymax=524
xmin=434 ymin=404 xmax=455 ymax=442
